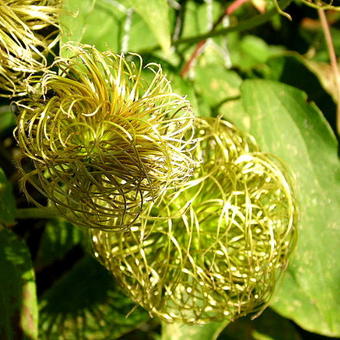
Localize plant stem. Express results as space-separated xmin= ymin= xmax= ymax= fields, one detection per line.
xmin=318 ymin=7 xmax=340 ymax=135
xmin=15 ymin=207 xmax=59 ymax=219
xmin=139 ymin=0 xmax=293 ymax=54
xmin=302 ymin=0 xmax=338 ymax=10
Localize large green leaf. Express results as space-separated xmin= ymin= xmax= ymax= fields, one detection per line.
xmin=40 ymin=256 xmax=149 ymax=339
xmin=0 ymin=228 xmax=38 ymax=340
xmin=223 ymin=79 xmax=340 ymax=337
xmin=0 ymin=168 xmax=15 ymax=224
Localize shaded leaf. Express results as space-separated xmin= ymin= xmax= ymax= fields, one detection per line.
xmin=0 ymin=168 xmax=15 ymax=224
xmin=161 ymin=320 xmax=229 ymax=340
xmin=0 ymin=228 xmax=38 ymax=340
xmin=0 ymin=106 xmax=15 ymax=134
xmin=218 ymin=308 xmax=301 ymax=340
xmin=305 ymin=60 xmax=339 ymax=105
xmin=223 ymin=80 xmax=340 ymax=337
xmin=35 ymin=219 xmax=83 ymax=270
xmin=262 ymin=55 xmax=336 ymax=129
xmin=40 ymin=256 xmax=149 ymax=339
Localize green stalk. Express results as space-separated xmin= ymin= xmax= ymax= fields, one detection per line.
xmin=15 ymin=207 xmax=59 ymax=219
xmin=318 ymin=7 xmax=340 ymax=134
xmin=161 ymin=320 xmax=230 ymax=340
xmin=139 ymin=0 xmax=293 ymax=54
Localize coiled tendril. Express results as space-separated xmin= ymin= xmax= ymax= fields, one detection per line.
xmin=0 ymin=0 xmax=61 ymax=97
xmin=16 ymin=43 xmax=196 ymax=230
xmin=91 ymin=117 xmax=297 ymax=324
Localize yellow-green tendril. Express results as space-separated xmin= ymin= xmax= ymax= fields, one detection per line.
xmin=273 ymin=0 xmax=339 ymax=15
xmin=0 ymin=0 xmax=61 ymax=97
xmin=301 ymin=0 xmax=340 ymax=10
xmin=91 ymin=117 xmax=297 ymax=324
xmin=15 ymin=43 xmax=196 ymax=230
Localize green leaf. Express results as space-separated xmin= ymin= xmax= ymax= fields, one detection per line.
xmin=240 ymin=36 xmax=271 ymax=64
xmin=0 ymin=106 xmax=15 ymax=134
xmin=40 ymin=256 xmax=149 ymax=339
xmin=123 ymin=0 xmax=171 ymax=53
xmin=181 ymin=1 xmax=223 ymax=38
xmin=225 ymin=79 xmax=340 ymax=337
xmin=60 ymin=0 xmax=95 ymax=46
xmin=0 ymin=168 xmax=16 ymax=224
xmin=167 ymin=73 xmax=200 ymax=118
xmin=262 ymin=55 xmax=336 ymax=129
xmin=194 ymin=64 xmax=242 ymax=107
xmin=219 ymin=308 xmax=301 ymax=340
xmin=60 ymin=0 xmax=158 ymax=53
xmin=161 ymin=320 xmax=229 ymax=340
xmin=35 ymin=219 xmax=83 ymax=270
xmin=0 ymin=228 xmax=38 ymax=340
xmin=160 ymin=303 xmax=301 ymax=340
xmin=219 ymin=98 xmax=249 ymax=131
xmin=227 ymin=33 xmax=282 ymax=72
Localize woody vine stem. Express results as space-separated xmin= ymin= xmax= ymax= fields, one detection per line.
xmin=318 ymin=7 xmax=340 ymax=134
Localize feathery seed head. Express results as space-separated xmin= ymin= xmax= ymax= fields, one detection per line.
xmin=16 ymin=43 xmax=196 ymax=230
xmin=0 ymin=0 xmax=61 ymax=97
xmin=91 ymin=117 xmax=297 ymax=324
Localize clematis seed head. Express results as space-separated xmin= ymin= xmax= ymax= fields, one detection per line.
xmin=91 ymin=117 xmax=297 ymax=324
xmin=15 ymin=43 xmax=196 ymax=230
xmin=0 ymin=0 xmax=61 ymax=97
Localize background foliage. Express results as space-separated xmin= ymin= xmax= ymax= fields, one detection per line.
xmin=0 ymin=0 xmax=339 ymax=339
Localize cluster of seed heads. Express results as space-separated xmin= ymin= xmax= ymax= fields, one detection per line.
xmin=91 ymin=117 xmax=297 ymax=324
xmin=4 ymin=0 xmax=297 ymax=325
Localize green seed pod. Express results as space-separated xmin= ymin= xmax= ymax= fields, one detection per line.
xmin=91 ymin=117 xmax=297 ymax=324
xmin=0 ymin=0 xmax=61 ymax=97
xmin=15 ymin=43 xmax=196 ymax=230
